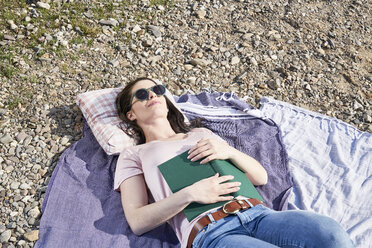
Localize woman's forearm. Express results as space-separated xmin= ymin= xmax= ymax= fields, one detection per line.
xmin=121 ymin=180 xmax=193 ymax=236
xmin=121 ymin=173 xmax=240 ymax=236
xmin=228 ymin=147 xmax=268 ymax=186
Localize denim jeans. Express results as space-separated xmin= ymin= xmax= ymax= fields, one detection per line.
xmin=192 ymin=205 xmax=353 ymax=248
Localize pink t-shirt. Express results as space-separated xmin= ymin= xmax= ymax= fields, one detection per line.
xmin=114 ymin=128 xmax=224 ymax=248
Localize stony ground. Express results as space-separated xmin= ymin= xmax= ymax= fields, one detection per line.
xmin=0 ymin=0 xmax=371 ymax=247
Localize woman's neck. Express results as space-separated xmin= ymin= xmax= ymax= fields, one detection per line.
xmin=139 ymin=119 xmax=178 ymax=143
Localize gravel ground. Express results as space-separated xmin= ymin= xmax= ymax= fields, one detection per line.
xmin=0 ymin=0 xmax=371 ymax=247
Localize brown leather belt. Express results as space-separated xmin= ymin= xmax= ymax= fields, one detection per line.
xmin=187 ymin=198 xmax=263 ymax=248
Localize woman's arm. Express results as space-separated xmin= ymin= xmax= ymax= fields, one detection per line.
xmin=121 ymin=173 xmax=241 ymax=235
xmin=187 ymin=138 xmax=268 ymax=186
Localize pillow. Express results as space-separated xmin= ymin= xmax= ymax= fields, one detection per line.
xmin=76 ymin=82 xmax=185 ymax=155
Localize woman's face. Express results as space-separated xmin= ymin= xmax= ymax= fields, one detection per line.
xmin=126 ymin=79 xmax=168 ymax=125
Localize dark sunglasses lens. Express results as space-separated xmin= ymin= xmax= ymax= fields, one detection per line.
xmin=135 ymin=89 xmax=149 ymax=101
xmin=153 ymin=85 xmax=166 ymax=95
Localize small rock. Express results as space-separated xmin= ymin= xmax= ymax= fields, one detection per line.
xmin=60 ymin=136 xmax=69 ymax=145
xmin=353 ymin=100 xmax=363 ymax=110
xmin=0 ymin=230 xmax=11 ymax=243
xmin=20 ymin=183 xmax=30 ymax=190
xmin=18 ymin=240 xmax=27 ymax=246
xmin=317 ymin=48 xmax=326 ymax=55
xmin=184 ymin=64 xmax=193 ymax=70
xmin=24 ymin=230 xmax=39 ymax=242
xmin=10 ymin=181 xmax=21 ymax=190
xmin=190 ymin=58 xmax=211 ymax=67
xmin=148 ymin=25 xmax=162 ymax=38
xmin=304 ymin=83 xmax=312 ymax=91
xmin=99 ymin=18 xmax=118 ymax=27
xmin=250 ymin=57 xmax=258 ymax=66
xmin=108 ymin=60 xmax=119 ymax=67
xmin=7 ymin=20 xmax=18 ymax=30
xmin=132 ymin=24 xmax=141 ymax=33
xmin=231 ymin=56 xmax=240 ymax=65
xmin=60 ymin=40 xmax=68 ymax=47
xmin=28 ymin=207 xmax=40 ymax=219
xmin=186 ymin=77 xmax=197 ymax=85
xmin=16 ymin=132 xmax=28 ymax=143
xmin=36 ymin=2 xmax=51 ymax=10
xmin=364 ymin=113 xmax=372 ymax=123
xmin=147 ymin=56 xmax=161 ymax=66
xmin=195 ymin=10 xmax=206 ymax=19
xmin=3 ymin=34 xmax=16 ymax=41
xmin=267 ymin=79 xmax=281 ymax=90
xmin=142 ymin=39 xmax=153 ymax=47
xmin=0 ymin=134 xmax=13 ymax=144
xmin=24 ymin=136 xmax=32 ymax=146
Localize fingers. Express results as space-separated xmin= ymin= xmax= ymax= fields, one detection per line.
xmin=188 ymin=139 xmax=212 ymax=161
xmin=215 ymin=174 xmax=234 ymax=183
xmin=200 ymin=154 xmax=216 ymax=164
xmin=189 ymin=150 xmax=214 ymax=162
xmin=193 ymin=174 xmax=241 ymax=204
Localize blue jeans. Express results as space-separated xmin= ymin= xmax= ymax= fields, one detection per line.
xmin=192 ymin=205 xmax=353 ymax=248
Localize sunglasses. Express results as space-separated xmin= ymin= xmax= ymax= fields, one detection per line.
xmin=130 ymin=84 xmax=166 ymax=105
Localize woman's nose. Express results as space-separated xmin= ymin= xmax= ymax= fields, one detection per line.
xmin=148 ymin=90 xmax=157 ymax=99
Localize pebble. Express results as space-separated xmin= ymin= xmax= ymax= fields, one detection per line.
xmin=109 ymin=60 xmax=119 ymax=67
xmin=186 ymin=77 xmax=197 ymax=85
xmin=16 ymin=132 xmax=28 ymax=143
xmin=267 ymin=79 xmax=281 ymax=90
xmin=0 ymin=230 xmax=11 ymax=243
xmin=142 ymin=39 xmax=153 ymax=47
xmin=27 ymin=207 xmax=40 ymax=219
xmin=3 ymin=35 xmax=16 ymax=41
xmin=195 ymin=10 xmax=207 ymax=19
xmin=60 ymin=136 xmax=70 ymax=145
xmin=190 ymin=58 xmax=211 ymax=67
xmin=10 ymin=182 xmax=21 ymax=190
xmin=132 ymin=25 xmax=141 ymax=33
xmin=353 ymin=100 xmax=363 ymax=110
xmin=23 ymin=230 xmax=39 ymax=242
xmin=250 ymin=57 xmax=258 ymax=66
xmin=36 ymin=2 xmax=51 ymax=9
xmin=7 ymin=20 xmax=18 ymax=31
xmin=99 ymin=18 xmax=118 ymax=27
xmin=148 ymin=25 xmax=162 ymax=38
xmin=0 ymin=134 xmax=13 ymax=144
xmin=230 ymin=56 xmax=240 ymax=65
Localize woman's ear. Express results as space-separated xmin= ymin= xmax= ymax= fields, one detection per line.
xmin=126 ymin=110 xmax=136 ymax=121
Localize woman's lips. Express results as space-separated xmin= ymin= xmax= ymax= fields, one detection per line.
xmin=147 ymin=100 xmax=160 ymax=107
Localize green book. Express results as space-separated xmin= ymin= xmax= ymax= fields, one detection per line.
xmin=158 ymin=150 xmax=264 ymax=221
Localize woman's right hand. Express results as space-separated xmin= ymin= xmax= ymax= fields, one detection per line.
xmin=186 ymin=173 xmax=241 ymax=204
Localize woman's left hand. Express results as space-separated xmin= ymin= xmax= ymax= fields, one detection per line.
xmin=187 ymin=138 xmax=233 ymax=164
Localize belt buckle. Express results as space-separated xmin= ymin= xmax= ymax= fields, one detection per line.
xmin=222 ymin=199 xmax=245 ymax=215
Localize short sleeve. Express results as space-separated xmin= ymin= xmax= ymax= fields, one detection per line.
xmin=114 ymin=147 xmax=143 ymax=191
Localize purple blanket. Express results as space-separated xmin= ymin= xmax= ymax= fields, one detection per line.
xmin=36 ymin=92 xmax=292 ymax=247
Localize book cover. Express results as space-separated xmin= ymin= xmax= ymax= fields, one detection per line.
xmin=158 ymin=150 xmax=264 ymax=221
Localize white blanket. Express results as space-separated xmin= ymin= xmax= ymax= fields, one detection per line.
xmin=259 ymin=97 xmax=372 ymax=248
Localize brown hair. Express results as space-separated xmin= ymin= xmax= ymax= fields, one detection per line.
xmin=116 ymin=77 xmax=201 ymax=144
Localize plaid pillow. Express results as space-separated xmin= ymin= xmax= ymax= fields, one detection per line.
xmin=76 ymin=87 xmax=136 ymax=155
xmin=76 ymin=83 xmax=185 ymax=155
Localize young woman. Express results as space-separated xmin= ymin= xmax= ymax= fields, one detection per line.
xmin=115 ymin=77 xmax=353 ymax=248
